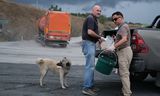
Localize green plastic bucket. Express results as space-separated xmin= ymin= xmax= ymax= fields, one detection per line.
xmin=96 ymin=50 xmax=117 ymax=75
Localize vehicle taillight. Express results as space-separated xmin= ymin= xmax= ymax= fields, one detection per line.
xmin=131 ymin=32 xmax=149 ymax=53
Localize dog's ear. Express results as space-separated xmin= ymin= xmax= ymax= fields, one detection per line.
xmin=36 ymin=58 xmax=44 ymax=65
xmin=57 ymin=61 xmax=63 ymax=67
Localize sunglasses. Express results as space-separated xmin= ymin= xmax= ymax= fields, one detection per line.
xmin=112 ymin=17 xmax=120 ymax=22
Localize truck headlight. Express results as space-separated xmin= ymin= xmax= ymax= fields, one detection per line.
xmin=49 ymin=36 xmax=54 ymax=39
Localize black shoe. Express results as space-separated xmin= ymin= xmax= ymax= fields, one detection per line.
xmin=82 ymin=88 xmax=97 ymax=96
xmin=116 ymin=92 xmax=124 ymax=96
xmin=116 ymin=92 xmax=133 ymax=96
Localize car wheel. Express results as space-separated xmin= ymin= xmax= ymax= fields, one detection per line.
xmin=130 ymin=72 xmax=148 ymax=81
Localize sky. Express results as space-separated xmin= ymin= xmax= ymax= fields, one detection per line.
xmin=11 ymin=0 xmax=160 ymax=25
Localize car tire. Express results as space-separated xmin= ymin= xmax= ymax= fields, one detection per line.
xmin=150 ymin=72 xmax=157 ymax=78
xmin=130 ymin=72 xmax=148 ymax=81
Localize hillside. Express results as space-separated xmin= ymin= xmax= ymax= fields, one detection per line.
xmin=0 ymin=0 xmax=45 ymax=41
xmin=0 ymin=0 xmax=106 ymax=41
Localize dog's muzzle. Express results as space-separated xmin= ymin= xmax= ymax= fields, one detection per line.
xmin=66 ymin=62 xmax=71 ymax=67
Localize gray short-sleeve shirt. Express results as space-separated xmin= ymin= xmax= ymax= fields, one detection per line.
xmin=115 ymin=23 xmax=131 ymax=49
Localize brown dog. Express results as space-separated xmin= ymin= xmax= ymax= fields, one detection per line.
xmin=36 ymin=57 xmax=71 ymax=89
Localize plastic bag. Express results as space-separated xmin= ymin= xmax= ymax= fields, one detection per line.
xmin=100 ymin=36 xmax=114 ymax=50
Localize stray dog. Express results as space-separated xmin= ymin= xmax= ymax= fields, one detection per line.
xmin=36 ymin=57 xmax=71 ymax=89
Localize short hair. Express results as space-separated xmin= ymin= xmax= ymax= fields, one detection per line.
xmin=112 ymin=11 xmax=123 ymax=18
xmin=92 ymin=4 xmax=101 ymax=10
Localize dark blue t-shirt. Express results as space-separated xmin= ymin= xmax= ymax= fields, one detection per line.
xmin=82 ymin=14 xmax=99 ymax=43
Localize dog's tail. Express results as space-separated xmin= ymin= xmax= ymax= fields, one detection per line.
xmin=36 ymin=58 xmax=44 ymax=65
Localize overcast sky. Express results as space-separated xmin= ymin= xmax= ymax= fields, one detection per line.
xmin=11 ymin=0 xmax=160 ymax=24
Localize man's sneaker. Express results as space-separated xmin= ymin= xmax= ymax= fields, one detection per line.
xmin=116 ymin=91 xmax=124 ymax=96
xmin=91 ymin=87 xmax=100 ymax=92
xmin=82 ymin=88 xmax=97 ymax=96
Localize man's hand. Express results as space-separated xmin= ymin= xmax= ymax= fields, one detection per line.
xmin=100 ymin=37 xmax=106 ymax=41
xmin=107 ymin=44 xmax=115 ymax=51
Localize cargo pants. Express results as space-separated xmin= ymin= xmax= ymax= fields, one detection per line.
xmin=116 ymin=46 xmax=133 ymax=96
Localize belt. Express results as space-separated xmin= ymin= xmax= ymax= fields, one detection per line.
xmin=116 ymin=46 xmax=130 ymax=51
xmin=82 ymin=39 xmax=97 ymax=43
xmin=116 ymin=48 xmax=122 ymax=51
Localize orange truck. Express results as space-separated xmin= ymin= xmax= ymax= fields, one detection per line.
xmin=37 ymin=11 xmax=71 ymax=47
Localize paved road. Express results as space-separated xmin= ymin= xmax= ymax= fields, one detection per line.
xmin=0 ymin=37 xmax=84 ymax=65
xmin=0 ymin=63 xmax=159 ymax=96
xmin=0 ymin=38 xmax=160 ymax=96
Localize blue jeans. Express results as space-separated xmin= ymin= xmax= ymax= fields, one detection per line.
xmin=81 ymin=40 xmax=96 ymax=89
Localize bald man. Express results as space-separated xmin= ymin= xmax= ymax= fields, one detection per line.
xmin=81 ymin=5 xmax=104 ymax=96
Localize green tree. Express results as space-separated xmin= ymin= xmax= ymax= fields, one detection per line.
xmin=49 ymin=5 xmax=62 ymax=11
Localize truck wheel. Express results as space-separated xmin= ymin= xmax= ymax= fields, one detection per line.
xmin=130 ymin=72 xmax=148 ymax=81
xmin=60 ymin=44 xmax=67 ymax=47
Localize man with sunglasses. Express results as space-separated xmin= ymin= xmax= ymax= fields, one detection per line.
xmin=81 ymin=5 xmax=105 ymax=96
xmin=108 ymin=11 xmax=133 ymax=96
